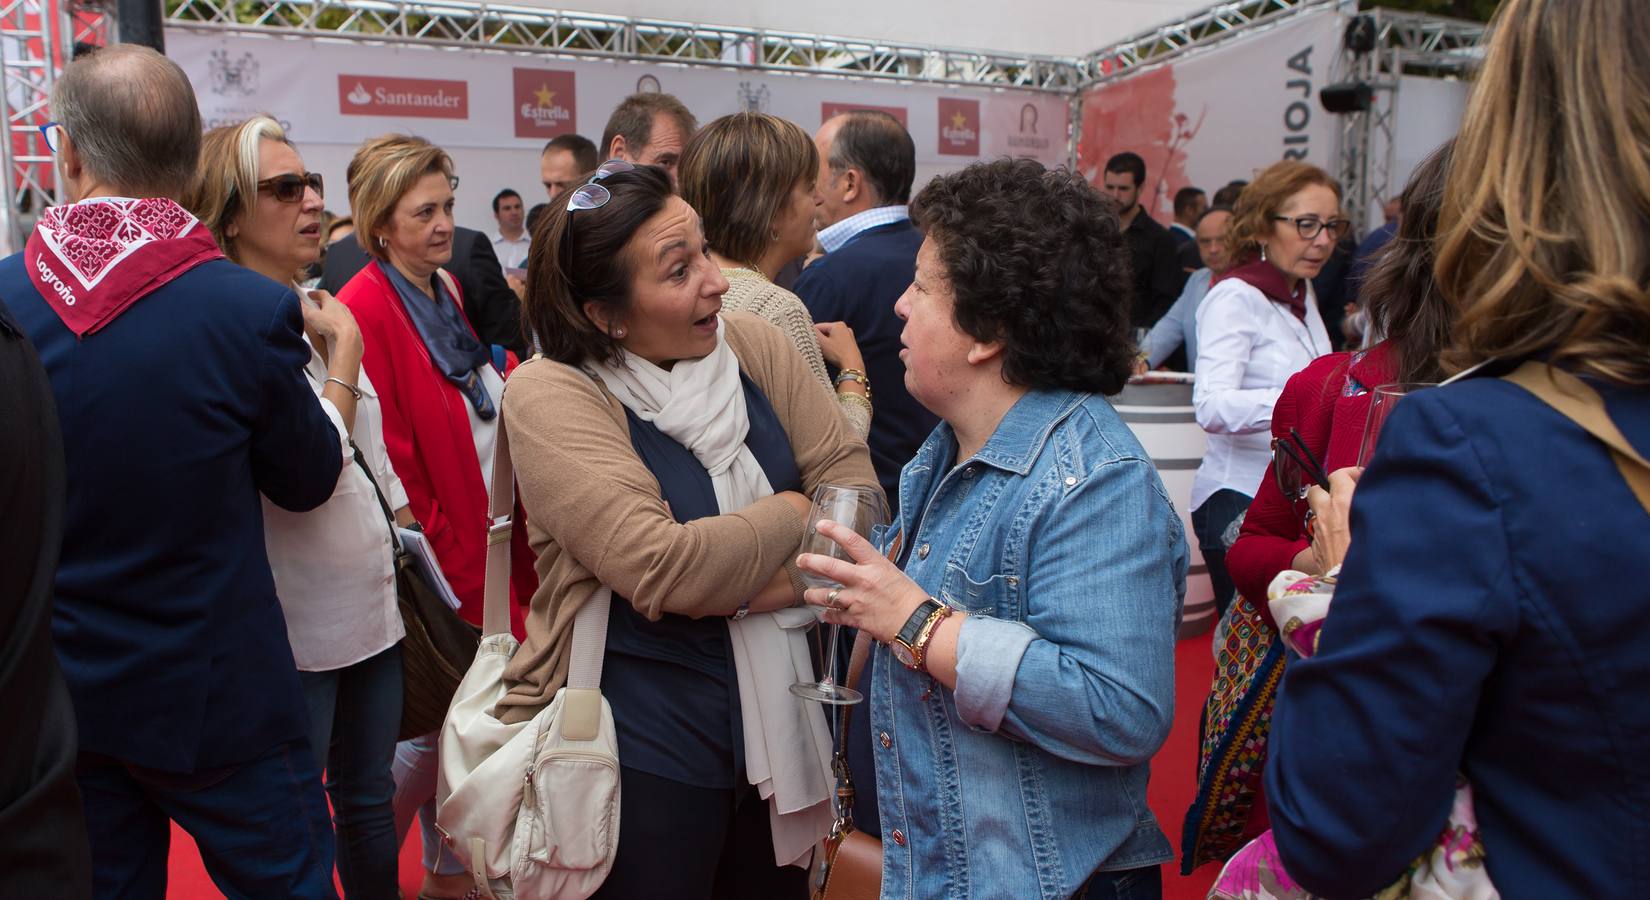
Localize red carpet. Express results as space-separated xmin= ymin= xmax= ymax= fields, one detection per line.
xmin=164 ymin=636 xmax=1220 ymax=899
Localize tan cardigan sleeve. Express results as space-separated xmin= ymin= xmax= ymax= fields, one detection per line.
xmin=723 ymin=312 xmax=884 ymax=515
xmin=502 ymin=357 xmax=805 ymax=621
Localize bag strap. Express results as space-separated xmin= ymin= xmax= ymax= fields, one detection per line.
xmin=435 ymin=267 xmax=463 ymax=311
xmin=350 ymin=441 xmax=405 ymax=555
xmin=1503 ymin=361 xmax=1650 ymax=514
xmin=481 ymin=362 xmax=612 ymax=689
xmin=827 ymin=528 xmax=901 ymax=830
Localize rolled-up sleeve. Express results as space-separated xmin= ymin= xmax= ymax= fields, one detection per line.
xmin=955 ymin=456 xmax=1185 ymax=766
xmin=1194 ymin=284 xmax=1281 ymax=435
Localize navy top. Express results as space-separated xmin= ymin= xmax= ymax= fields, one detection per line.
xmin=603 ymin=372 xmax=803 ymax=787
xmin=794 ymin=220 xmax=937 ymax=499
xmin=1266 ymin=368 xmax=1650 ymax=898
xmin=0 ymin=253 xmax=343 ymax=772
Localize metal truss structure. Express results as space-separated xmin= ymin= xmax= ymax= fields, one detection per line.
xmin=163 ymin=0 xmax=1088 ymax=91
xmin=1079 ymin=0 xmax=1339 ymax=85
xmin=0 ymin=0 xmax=1486 ymax=253
xmin=1334 ymin=9 xmax=1484 ymax=234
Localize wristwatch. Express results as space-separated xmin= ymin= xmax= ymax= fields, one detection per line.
xmin=889 ymin=598 xmax=952 ymax=673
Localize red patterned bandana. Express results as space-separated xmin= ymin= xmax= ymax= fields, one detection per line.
xmin=24 ymin=197 xmax=224 ymax=338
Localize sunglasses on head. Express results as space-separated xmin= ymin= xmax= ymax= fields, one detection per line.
xmin=563 ymin=159 xmax=636 ymax=214
xmin=258 ymin=172 xmax=324 ymax=203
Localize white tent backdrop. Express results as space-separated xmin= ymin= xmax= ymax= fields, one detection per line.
xmin=172 ymin=29 xmax=1070 ymax=235
xmin=493 ymin=0 xmax=1215 ymax=59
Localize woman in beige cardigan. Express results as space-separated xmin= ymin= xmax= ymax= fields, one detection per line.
xmin=678 ymin=111 xmax=873 ymax=438
xmin=499 ymin=162 xmax=879 ymax=899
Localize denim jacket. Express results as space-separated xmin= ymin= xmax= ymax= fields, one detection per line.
xmin=870 ymin=388 xmax=1187 ymax=899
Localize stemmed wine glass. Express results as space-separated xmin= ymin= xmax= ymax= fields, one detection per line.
xmin=1356 ymin=383 xmax=1435 ymax=466
xmin=789 ymin=483 xmax=889 ymax=706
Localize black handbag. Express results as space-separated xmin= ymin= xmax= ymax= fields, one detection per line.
xmin=352 ymin=443 xmax=480 ymax=741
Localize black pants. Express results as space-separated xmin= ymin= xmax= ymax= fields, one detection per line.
xmin=592 ymin=767 xmax=808 ymax=900
xmin=1193 ymin=489 xmax=1253 ymax=619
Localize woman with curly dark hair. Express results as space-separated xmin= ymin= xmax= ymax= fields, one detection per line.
xmin=794 ymin=158 xmax=1188 ymax=899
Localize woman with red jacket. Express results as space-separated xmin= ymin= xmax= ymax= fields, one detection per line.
xmin=336 ymin=134 xmax=535 ymax=900
xmin=1183 ymin=141 xmax=1455 ymax=873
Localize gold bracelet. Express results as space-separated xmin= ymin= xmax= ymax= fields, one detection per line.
xmin=834 ymin=368 xmax=871 ymax=400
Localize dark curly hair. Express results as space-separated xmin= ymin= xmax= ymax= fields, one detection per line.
xmin=909 ymin=158 xmax=1136 ymax=395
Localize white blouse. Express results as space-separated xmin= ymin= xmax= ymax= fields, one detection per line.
xmin=262 ymin=318 xmax=409 ymax=672
xmin=1190 ymin=275 xmax=1332 ymax=510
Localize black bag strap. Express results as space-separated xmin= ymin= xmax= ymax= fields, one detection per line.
xmin=350 ymin=440 xmax=405 ymax=555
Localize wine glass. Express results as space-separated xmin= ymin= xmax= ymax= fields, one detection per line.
xmin=790 ymin=483 xmax=889 ymax=705
xmin=1356 ymin=383 xmax=1435 ymax=467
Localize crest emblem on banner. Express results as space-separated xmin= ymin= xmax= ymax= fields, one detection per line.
xmin=737 ymin=81 xmax=770 ymax=113
xmin=208 ymin=50 xmax=259 ymax=97
xmin=512 ymin=69 xmax=577 ymax=139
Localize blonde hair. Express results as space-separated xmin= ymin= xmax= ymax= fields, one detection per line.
xmin=678 ymin=112 xmax=818 ymax=265
xmin=185 ymin=114 xmax=292 ymax=261
xmin=346 ymin=134 xmax=455 ymax=262
xmin=1434 ymin=0 xmax=1650 ymax=386
xmin=1223 ymin=160 xmax=1341 ymax=267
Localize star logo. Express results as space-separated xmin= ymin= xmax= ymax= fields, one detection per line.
xmin=535 ymin=84 xmax=555 ymax=107
xmin=951 ymin=111 xmax=968 ymax=129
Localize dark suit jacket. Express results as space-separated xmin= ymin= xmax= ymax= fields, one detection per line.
xmin=0 ymin=303 xmax=91 ymax=898
xmin=1 ymin=254 xmax=343 ymax=773
xmin=321 ymin=227 xmax=525 ymax=354
xmin=1123 ymin=210 xmax=1186 ymax=328
xmin=793 ymin=220 xmax=937 ymax=502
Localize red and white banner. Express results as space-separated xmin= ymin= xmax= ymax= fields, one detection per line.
xmin=175 ymin=30 xmax=1069 ymax=169
xmin=1075 ymin=9 xmax=1345 ymax=221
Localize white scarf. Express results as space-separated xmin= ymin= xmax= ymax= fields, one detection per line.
xmin=588 ymin=322 xmax=834 ymax=868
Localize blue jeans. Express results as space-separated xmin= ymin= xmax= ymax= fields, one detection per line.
xmin=392 ymin=732 xmax=464 ymax=876
xmin=300 ymin=644 xmax=403 ymax=900
xmin=1193 ymin=489 xmax=1253 ymax=619
xmin=1075 ymin=864 xmax=1161 ymax=900
xmin=76 ymin=739 xmax=336 ymax=900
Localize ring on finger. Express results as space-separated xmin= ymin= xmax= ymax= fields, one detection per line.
xmin=826 ymin=587 xmax=842 ymax=609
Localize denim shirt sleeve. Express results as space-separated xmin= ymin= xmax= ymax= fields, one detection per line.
xmin=1265 ymin=395 xmax=1518 ymax=896
xmin=954 ymin=456 xmax=1185 ymax=766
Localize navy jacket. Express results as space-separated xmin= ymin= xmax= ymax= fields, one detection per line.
xmin=793 ymin=220 xmax=936 ymax=499
xmin=1 ymin=253 xmax=343 ymax=773
xmin=1266 ymin=371 xmax=1650 ymax=898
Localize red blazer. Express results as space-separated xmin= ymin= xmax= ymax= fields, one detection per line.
xmin=1226 ymin=342 xmax=1395 ymax=622
xmin=338 ymin=260 xmax=535 ymax=634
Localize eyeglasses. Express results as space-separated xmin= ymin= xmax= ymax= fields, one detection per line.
xmin=258 ymin=172 xmax=325 ymax=203
xmin=1272 ymin=215 xmax=1351 ymax=241
xmin=564 ymin=159 xmax=636 ymax=214
xmin=39 ymin=121 xmax=62 ymax=154
xmin=1272 ymin=427 xmax=1331 ymax=505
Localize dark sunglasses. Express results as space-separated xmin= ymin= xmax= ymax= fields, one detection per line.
xmin=564 ymin=159 xmax=636 ymax=214
xmin=258 ymin=172 xmax=324 ymax=203
xmin=1272 ymin=214 xmax=1351 ymax=241
xmin=1272 ymin=427 xmax=1331 ymax=503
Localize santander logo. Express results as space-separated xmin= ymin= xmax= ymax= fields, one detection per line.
xmin=338 ymin=75 xmax=469 ymax=120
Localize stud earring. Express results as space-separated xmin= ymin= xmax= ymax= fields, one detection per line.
xmin=614 ymin=327 xmax=627 ymax=339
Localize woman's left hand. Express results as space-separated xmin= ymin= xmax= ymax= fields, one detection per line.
xmin=1306 ymin=466 xmax=1362 ymax=572
xmin=797 ymin=519 xmax=930 ymax=643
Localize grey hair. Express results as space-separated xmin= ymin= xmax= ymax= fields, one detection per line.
xmin=51 ymin=44 xmax=203 ymax=198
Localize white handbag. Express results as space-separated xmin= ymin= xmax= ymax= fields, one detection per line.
xmin=435 ymin=376 xmax=621 ymax=900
